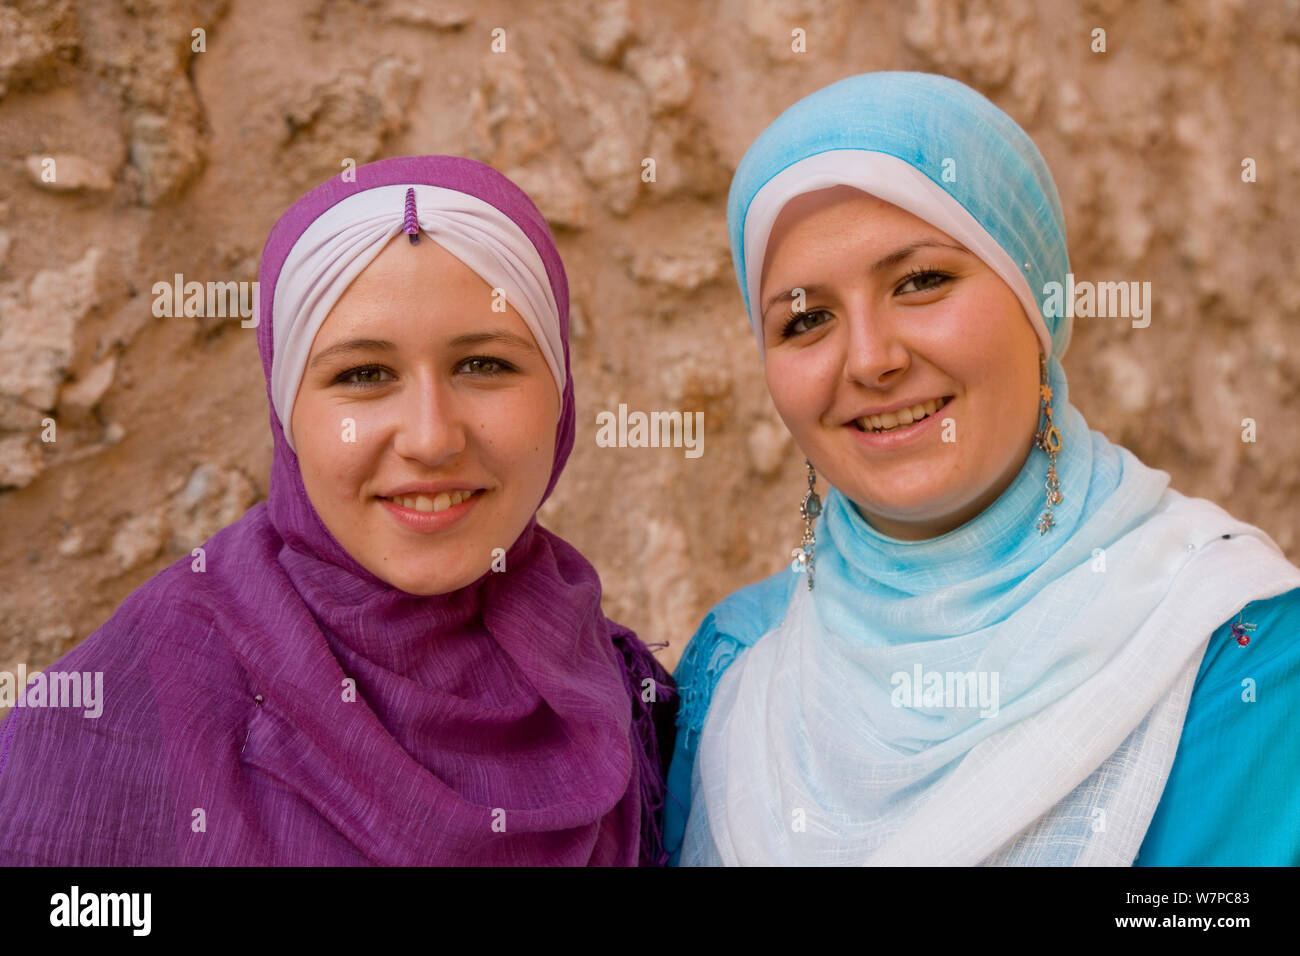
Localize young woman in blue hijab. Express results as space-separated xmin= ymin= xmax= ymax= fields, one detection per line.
xmin=665 ymin=71 xmax=1300 ymax=866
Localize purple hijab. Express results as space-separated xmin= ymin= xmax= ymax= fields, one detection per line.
xmin=0 ymin=156 xmax=674 ymax=866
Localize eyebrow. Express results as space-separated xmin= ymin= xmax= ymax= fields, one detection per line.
xmin=308 ymin=330 xmax=539 ymax=369
xmin=309 ymin=338 xmax=397 ymax=370
xmin=761 ymin=240 xmax=971 ymax=317
xmin=448 ymin=330 xmax=538 ymax=352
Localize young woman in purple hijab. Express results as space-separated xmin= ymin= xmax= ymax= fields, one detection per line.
xmin=0 ymin=155 xmax=675 ymax=866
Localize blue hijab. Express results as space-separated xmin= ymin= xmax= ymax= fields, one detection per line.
xmin=728 ymin=71 xmax=1072 ymax=358
xmin=723 ymin=71 xmax=1113 ymax=621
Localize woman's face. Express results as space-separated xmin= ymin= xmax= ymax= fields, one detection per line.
xmin=757 ymin=186 xmax=1042 ymax=540
xmin=290 ymin=235 xmax=560 ymax=595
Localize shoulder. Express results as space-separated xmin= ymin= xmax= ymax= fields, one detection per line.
xmin=1191 ymin=585 xmax=1300 ymax=694
xmin=1137 ymin=586 xmax=1300 ymax=865
xmin=673 ymin=566 xmax=799 ymax=744
xmin=0 ymin=555 xmax=248 ymax=774
xmin=52 ymin=557 xmax=237 ymax=687
xmin=0 ymin=563 xmax=212 ymax=864
xmin=663 ymin=568 xmax=799 ymax=864
xmin=1178 ymin=585 xmax=1300 ymax=756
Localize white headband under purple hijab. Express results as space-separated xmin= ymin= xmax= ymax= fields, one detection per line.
xmin=271 ymin=183 xmax=566 ymax=453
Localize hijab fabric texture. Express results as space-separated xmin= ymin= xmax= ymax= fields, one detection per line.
xmin=0 ymin=155 xmax=672 ymax=866
xmin=681 ymin=72 xmax=1300 ymax=865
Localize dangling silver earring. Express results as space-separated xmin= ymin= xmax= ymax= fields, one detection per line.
xmin=1034 ymin=354 xmax=1063 ymax=534
xmin=791 ymin=458 xmax=821 ymax=590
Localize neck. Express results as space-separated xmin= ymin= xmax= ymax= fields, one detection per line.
xmin=855 ymin=439 xmax=1037 ymax=542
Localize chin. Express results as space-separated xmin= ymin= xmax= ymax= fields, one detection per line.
xmin=844 ymin=476 xmax=942 ymax=510
xmin=849 ymin=485 xmax=964 ymax=526
xmin=360 ymin=546 xmax=485 ymax=596
xmin=383 ymin=567 xmax=486 ymax=596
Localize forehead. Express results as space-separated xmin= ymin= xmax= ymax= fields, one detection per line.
xmin=340 ymin=236 xmax=487 ymax=302
xmin=309 ymin=236 xmax=535 ymax=346
xmin=759 ymin=186 xmax=940 ymax=289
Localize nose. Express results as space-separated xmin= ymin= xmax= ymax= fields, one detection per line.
xmin=391 ymin=372 xmax=467 ymax=466
xmin=842 ymin=300 xmax=910 ymax=387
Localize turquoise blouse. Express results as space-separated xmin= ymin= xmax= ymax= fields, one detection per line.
xmin=664 ymin=574 xmax=1300 ymax=866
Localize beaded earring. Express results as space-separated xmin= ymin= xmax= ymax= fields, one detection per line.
xmin=791 ymin=459 xmax=821 ymax=590
xmin=1034 ymin=354 xmax=1063 ymax=534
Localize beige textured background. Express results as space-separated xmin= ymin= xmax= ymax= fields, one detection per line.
xmin=1 ymin=0 xmax=1297 ymax=689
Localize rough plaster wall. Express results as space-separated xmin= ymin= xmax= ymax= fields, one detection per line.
xmin=1 ymin=0 xmax=1297 ymax=689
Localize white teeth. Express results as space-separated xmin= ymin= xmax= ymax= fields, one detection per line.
xmin=387 ymin=490 xmax=476 ymax=512
xmin=857 ymin=399 xmax=947 ymax=433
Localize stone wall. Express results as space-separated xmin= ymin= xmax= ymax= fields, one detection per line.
xmin=1 ymin=0 xmax=1297 ymax=684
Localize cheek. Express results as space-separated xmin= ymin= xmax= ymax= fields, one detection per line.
xmin=295 ymin=399 xmax=379 ymax=496
xmin=947 ymin=305 xmax=1040 ymax=451
xmin=930 ymin=293 xmax=1034 ymax=400
xmin=474 ymin=389 xmax=558 ymax=488
xmin=921 ymin=296 xmax=1004 ymax=369
xmin=765 ymin=349 xmax=836 ymax=430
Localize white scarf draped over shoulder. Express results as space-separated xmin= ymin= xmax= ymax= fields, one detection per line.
xmin=684 ymin=428 xmax=1300 ymax=865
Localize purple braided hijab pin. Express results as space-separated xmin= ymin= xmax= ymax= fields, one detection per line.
xmin=403 ymin=187 xmax=420 ymax=244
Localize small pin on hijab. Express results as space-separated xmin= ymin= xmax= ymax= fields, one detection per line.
xmin=403 ymin=187 xmax=419 ymax=244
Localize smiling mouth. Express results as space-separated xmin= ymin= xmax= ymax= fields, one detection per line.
xmin=853 ymin=396 xmax=953 ymax=434
xmin=376 ymin=489 xmax=485 ymax=513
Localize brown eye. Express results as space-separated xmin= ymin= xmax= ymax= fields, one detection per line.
xmin=456 ymin=356 xmax=516 ymax=375
xmin=781 ymin=310 xmax=832 ymax=338
xmin=335 ymin=365 xmax=393 ymax=387
xmin=896 ymin=270 xmax=952 ymax=295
